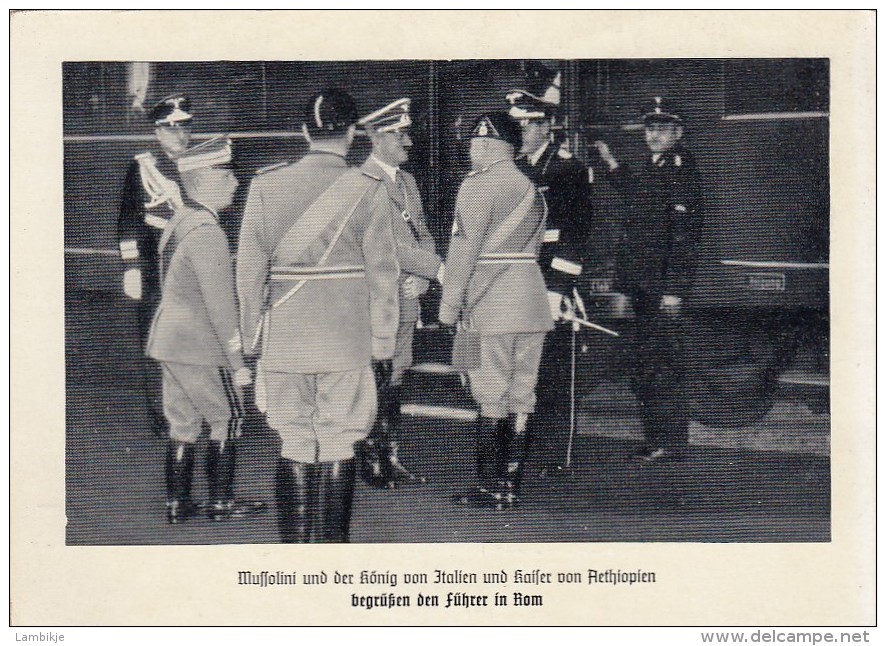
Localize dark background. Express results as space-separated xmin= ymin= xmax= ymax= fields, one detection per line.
xmin=63 ymin=59 xmax=829 ymax=312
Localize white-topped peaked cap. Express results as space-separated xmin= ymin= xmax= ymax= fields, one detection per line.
xmin=506 ymin=70 xmax=561 ymax=121
xmin=176 ymin=135 xmax=232 ymax=173
xmin=358 ymin=98 xmax=412 ymax=133
xmin=150 ymin=94 xmax=193 ymax=127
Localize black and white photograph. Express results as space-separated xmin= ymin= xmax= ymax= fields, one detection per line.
xmin=62 ymin=56 xmax=831 ymax=545
xmin=11 ymin=9 xmax=875 ymax=630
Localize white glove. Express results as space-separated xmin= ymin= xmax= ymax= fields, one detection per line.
xmin=592 ymin=140 xmax=620 ymax=171
xmin=123 ymin=268 xmax=142 ymax=300
xmin=233 ymin=366 xmax=253 ymax=387
xmin=400 ymin=275 xmax=421 ymax=300
xmin=436 ymin=263 xmax=445 ymax=284
xmin=660 ymin=294 xmax=682 ymax=317
xmin=547 ymin=291 xmax=568 ymax=321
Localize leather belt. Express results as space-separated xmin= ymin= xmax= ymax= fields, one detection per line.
xmin=270 ymin=264 xmax=366 ymax=280
xmin=476 ymin=253 xmax=538 ymax=265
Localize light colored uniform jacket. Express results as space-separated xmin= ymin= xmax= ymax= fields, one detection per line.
xmin=237 ymin=152 xmax=400 ymax=374
xmin=439 ymin=159 xmax=554 ymax=335
xmin=360 ymin=157 xmax=440 ymax=327
xmin=146 ymin=205 xmax=244 ymax=371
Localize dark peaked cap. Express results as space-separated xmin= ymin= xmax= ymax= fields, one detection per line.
xmin=642 ymin=96 xmax=683 ymax=124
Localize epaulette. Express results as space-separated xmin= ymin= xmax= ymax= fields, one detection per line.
xmin=255 ymin=160 xmax=293 ymax=176
xmin=175 ymin=208 xmax=217 ymax=240
xmin=361 ymin=170 xmax=383 ymax=181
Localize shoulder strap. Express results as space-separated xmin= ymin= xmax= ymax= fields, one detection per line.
xmin=269 ymin=170 xmax=373 ymax=310
xmin=463 ymin=186 xmax=545 ymax=315
xmin=158 ymin=210 xmax=215 ymax=287
xmin=272 ymin=169 xmax=371 ymax=266
xmin=481 ymin=186 xmax=538 ymax=253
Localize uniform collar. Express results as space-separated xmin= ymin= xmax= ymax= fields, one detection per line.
xmin=527 ymin=140 xmax=551 ymax=167
xmin=483 ymin=157 xmax=512 ymax=172
xmin=305 ymin=149 xmax=349 ymax=165
xmin=195 ymin=201 xmax=219 ymax=220
xmin=368 ymin=154 xmax=399 ymax=182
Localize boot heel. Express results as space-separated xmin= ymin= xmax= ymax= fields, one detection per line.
xmin=206 ymin=439 xmax=266 ymax=521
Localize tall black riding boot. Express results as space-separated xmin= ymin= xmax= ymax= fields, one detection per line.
xmin=205 ymin=439 xmax=268 ymax=521
xmin=356 ymin=391 xmax=396 ymax=489
xmin=495 ymin=416 xmax=512 ymax=476
xmin=275 ymin=458 xmax=318 ymax=543
xmin=315 ymin=460 xmax=356 ymax=543
xmin=452 ymin=416 xmax=505 ymax=509
xmin=165 ymin=440 xmax=198 ymax=524
xmin=385 ymin=385 xmax=425 ymax=485
xmin=501 ymin=414 xmax=529 ymax=507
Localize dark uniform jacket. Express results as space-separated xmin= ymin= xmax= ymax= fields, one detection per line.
xmin=516 ymin=140 xmax=594 ymax=294
xmin=606 ymin=145 xmax=704 ymax=307
xmin=146 ymin=205 xmax=244 ymax=372
xmin=440 ymin=159 xmax=553 ymax=335
xmin=237 ymin=152 xmax=400 ymax=374
xmin=117 ymin=151 xmax=180 ymax=300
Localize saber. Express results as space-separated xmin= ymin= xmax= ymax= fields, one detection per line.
xmin=563 ymin=313 xmax=620 ymax=337
xmin=566 ymin=319 xmax=578 ymax=467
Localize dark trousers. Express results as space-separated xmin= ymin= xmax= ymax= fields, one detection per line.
xmin=532 ymin=324 xmax=574 ymax=464
xmin=135 ymin=293 xmax=164 ymax=428
xmin=631 ymin=308 xmax=689 ymax=450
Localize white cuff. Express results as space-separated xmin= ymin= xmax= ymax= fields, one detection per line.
xmin=550 ymin=257 xmax=582 ymax=276
xmin=119 ymin=240 xmax=139 ymax=260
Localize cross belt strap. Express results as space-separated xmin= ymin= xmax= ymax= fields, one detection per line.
xmin=144 ymin=214 xmax=170 ymax=230
xmin=247 ymin=169 xmax=373 ymax=353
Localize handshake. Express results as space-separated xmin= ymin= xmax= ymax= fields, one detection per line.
xmin=399 ymin=263 xmax=445 ymax=300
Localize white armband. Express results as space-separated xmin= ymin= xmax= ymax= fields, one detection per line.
xmin=551 ymin=257 xmax=582 ymax=276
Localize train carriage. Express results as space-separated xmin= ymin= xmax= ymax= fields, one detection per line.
xmin=63 ymin=58 xmax=829 ymax=494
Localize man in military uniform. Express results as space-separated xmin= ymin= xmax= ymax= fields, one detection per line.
xmin=593 ymin=97 xmax=704 ymax=462
xmin=237 ymin=90 xmax=400 ymax=542
xmin=356 ymin=98 xmax=443 ymax=488
xmin=118 ymin=94 xmax=193 ymax=436
xmin=506 ymin=69 xmax=595 ymax=469
xmin=438 ymin=112 xmax=553 ymax=509
xmin=146 ymin=135 xmax=265 ymax=523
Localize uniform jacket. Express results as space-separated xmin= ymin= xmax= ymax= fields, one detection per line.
xmin=146 ymin=205 xmax=244 ymax=372
xmin=516 ymin=140 xmax=594 ymax=293
xmin=606 ymin=145 xmax=704 ymax=306
xmin=117 ymin=151 xmax=179 ymax=300
xmin=439 ymin=159 xmax=554 ymax=335
xmin=237 ymin=151 xmax=400 ymax=374
xmin=361 ymin=157 xmax=441 ymax=327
